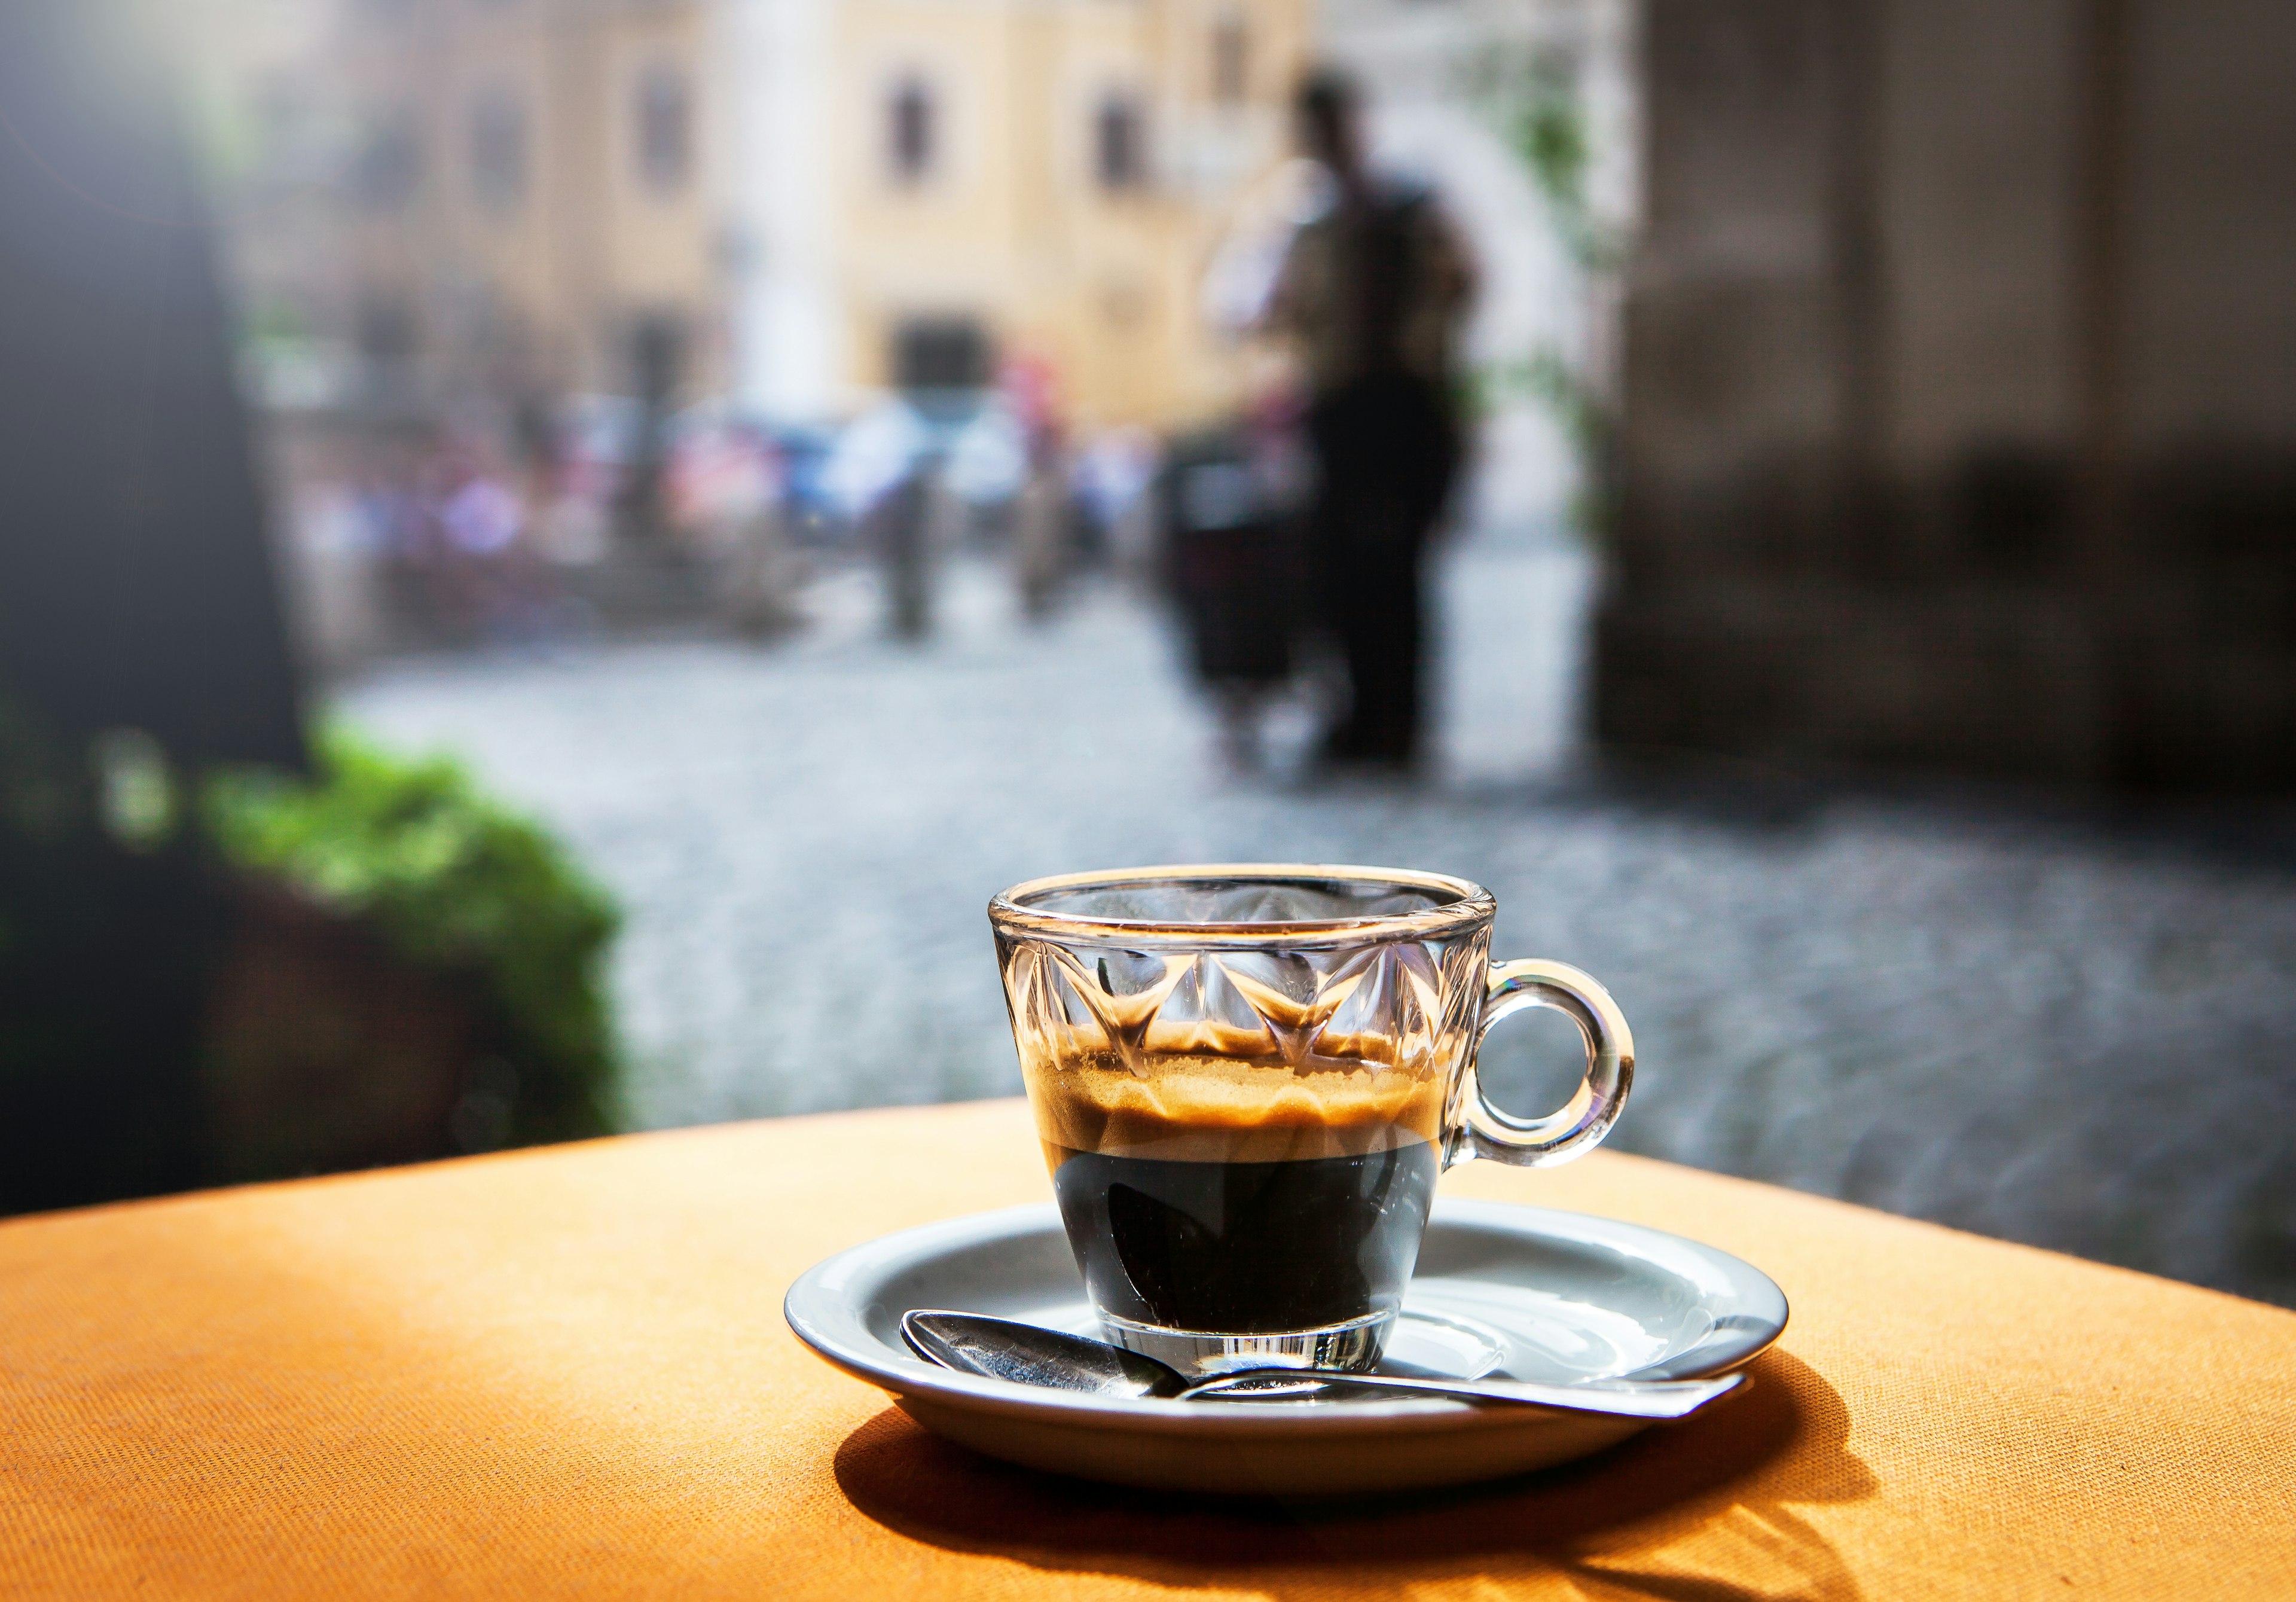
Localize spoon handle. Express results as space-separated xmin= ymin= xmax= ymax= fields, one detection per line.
xmin=1176 ymin=1367 xmax=1746 ymax=1420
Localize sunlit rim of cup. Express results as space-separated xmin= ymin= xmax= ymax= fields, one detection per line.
xmin=987 ymin=862 xmax=1498 ymax=949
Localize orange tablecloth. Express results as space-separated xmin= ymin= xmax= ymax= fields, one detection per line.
xmin=2 ymin=1099 xmax=2291 ymax=1599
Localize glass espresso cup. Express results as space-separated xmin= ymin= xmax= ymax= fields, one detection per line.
xmin=990 ymin=864 xmax=1633 ymax=1377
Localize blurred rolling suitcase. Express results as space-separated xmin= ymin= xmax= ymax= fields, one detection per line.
xmin=1159 ymin=427 xmax=1302 ymax=689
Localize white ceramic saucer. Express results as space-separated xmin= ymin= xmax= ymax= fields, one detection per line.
xmin=785 ymin=1199 xmax=1787 ymax=1496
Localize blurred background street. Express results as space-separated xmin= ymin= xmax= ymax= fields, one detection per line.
xmin=346 ymin=535 xmax=2296 ymax=1306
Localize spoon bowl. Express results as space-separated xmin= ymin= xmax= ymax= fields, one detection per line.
xmin=901 ymin=1308 xmax=1183 ymax=1400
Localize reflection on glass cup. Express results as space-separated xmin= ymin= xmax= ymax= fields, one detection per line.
xmin=990 ymin=864 xmax=1634 ymax=1377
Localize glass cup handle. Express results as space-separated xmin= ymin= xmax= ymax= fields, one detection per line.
xmin=1457 ymin=959 xmax=1635 ymax=1167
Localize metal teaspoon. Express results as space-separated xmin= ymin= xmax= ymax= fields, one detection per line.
xmin=899 ymin=1310 xmax=1745 ymax=1420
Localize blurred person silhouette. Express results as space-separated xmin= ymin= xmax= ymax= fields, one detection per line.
xmin=410 ymin=440 xmax=533 ymax=642
xmin=713 ymin=426 xmax=804 ymax=639
xmin=829 ymin=397 xmax=940 ymax=640
xmin=1271 ymin=70 xmax=1474 ymax=771
xmin=871 ymin=459 xmax=937 ymax=641
xmin=1003 ymin=352 xmax=1071 ymax=620
xmin=1013 ymin=422 xmax=1073 ymax=622
xmin=1074 ymin=428 xmax=1162 ymax=586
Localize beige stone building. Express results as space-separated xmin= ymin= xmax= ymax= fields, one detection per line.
xmin=310 ymin=0 xmax=719 ymax=407
xmin=203 ymin=0 xmax=1308 ymax=431
xmin=790 ymin=0 xmax=1311 ymax=426
xmin=734 ymin=0 xmax=1313 ymax=425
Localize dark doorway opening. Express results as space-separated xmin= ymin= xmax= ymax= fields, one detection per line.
xmin=891 ymin=316 xmax=990 ymax=393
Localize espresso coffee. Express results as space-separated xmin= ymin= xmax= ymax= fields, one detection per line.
xmin=1030 ymin=1039 xmax=1448 ymax=1337
xmin=1049 ymin=1140 xmax=1439 ymax=1334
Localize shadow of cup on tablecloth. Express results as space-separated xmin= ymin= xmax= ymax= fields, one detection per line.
xmin=833 ymin=1347 xmax=1879 ymax=1601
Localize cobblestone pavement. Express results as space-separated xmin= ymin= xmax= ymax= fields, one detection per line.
xmin=343 ymin=542 xmax=2296 ymax=1307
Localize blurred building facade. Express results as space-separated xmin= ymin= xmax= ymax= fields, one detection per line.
xmin=200 ymin=0 xmax=1308 ymax=432
xmin=743 ymin=0 xmax=1309 ymax=426
xmin=1598 ymin=0 xmax=2296 ymax=789
xmin=199 ymin=0 xmax=723 ymax=416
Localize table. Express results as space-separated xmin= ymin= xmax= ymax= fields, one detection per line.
xmin=2 ymin=1100 xmax=2291 ymax=1598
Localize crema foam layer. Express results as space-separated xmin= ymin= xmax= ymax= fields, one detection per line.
xmin=1028 ymin=1051 xmax=1446 ymax=1165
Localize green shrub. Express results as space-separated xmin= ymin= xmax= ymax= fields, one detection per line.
xmin=202 ymin=728 xmax=623 ymax=1143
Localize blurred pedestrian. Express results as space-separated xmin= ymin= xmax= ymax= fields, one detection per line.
xmin=1272 ymin=69 xmax=1474 ymax=770
xmin=715 ymin=428 xmax=804 ymax=639
xmin=429 ymin=445 xmax=535 ymax=639
xmin=1013 ymin=425 xmax=1071 ymax=622
xmin=871 ymin=461 xmax=936 ymax=642
xmin=1003 ymin=353 xmax=1073 ymax=620
xmin=1073 ymin=426 xmax=1161 ymax=582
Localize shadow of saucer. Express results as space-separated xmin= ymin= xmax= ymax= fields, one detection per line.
xmin=834 ymin=1348 xmax=1878 ymax=1599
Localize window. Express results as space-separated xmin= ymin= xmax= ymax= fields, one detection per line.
xmin=1211 ymin=17 xmax=1248 ymax=105
xmin=1094 ymin=93 xmax=1146 ymax=192
xmin=889 ymin=77 xmax=935 ymax=185
xmin=636 ymin=66 xmax=692 ymax=194
xmin=350 ymin=106 xmax=421 ymax=210
xmin=469 ymin=87 xmax=527 ymax=211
